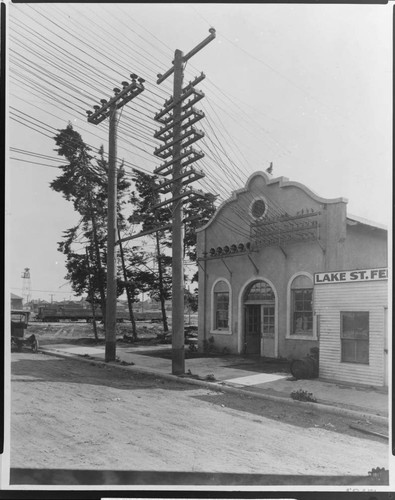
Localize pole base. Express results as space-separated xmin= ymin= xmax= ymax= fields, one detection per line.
xmin=105 ymin=341 xmax=116 ymax=362
xmin=172 ymin=347 xmax=185 ymax=375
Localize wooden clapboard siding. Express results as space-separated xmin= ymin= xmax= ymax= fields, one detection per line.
xmin=315 ymin=281 xmax=387 ymax=386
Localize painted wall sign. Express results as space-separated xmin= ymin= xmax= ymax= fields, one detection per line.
xmin=314 ymin=268 xmax=388 ymax=285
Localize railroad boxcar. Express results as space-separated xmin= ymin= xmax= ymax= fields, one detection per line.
xmin=134 ymin=310 xmax=162 ymax=322
xmin=36 ymin=304 xmax=137 ymax=323
xmin=36 ymin=304 xmax=93 ymax=322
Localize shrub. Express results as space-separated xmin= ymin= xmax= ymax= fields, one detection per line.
xmin=290 ymin=389 xmax=317 ymax=403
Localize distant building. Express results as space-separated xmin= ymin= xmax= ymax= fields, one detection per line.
xmin=11 ymin=293 xmax=23 ymax=310
xmin=197 ymin=171 xmax=388 ymax=387
xmin=137 ymin=298 xmax=170 ymax=312
xmin=27 ymin=299 xmax=50 ymax=313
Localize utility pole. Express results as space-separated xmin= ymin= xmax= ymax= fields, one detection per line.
xmin=106 ymin=101 xmax=118 ymax=361
xmin=154 ymin=28 xmax=216 ymax=375
xmin=86 ymin=75 xmax=145 ymax=362
xmin=171 ymin=49 xmax=184 ymax=373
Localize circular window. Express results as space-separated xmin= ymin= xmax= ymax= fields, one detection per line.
xmin=250 ymin=198 xmax=267 ymax=219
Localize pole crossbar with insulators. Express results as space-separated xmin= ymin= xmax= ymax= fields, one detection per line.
xmin=86 ymin=74 xmax=145 ymax=362
xmin=154 ymin=30 xmax=216 ymax=374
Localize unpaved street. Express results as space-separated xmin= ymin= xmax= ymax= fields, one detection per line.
xmin=11 ymin=351 xmax=387 ymax=477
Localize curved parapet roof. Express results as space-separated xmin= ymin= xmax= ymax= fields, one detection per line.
xmin=197 ymin=171 xmax=348 ymax=233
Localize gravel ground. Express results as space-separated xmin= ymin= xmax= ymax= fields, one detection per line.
xmin=10 ymin=350 xmax=388 ymax=482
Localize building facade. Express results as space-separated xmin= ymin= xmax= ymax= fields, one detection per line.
xmin=11 ymin=293 xmax=23 ymax=310
xmin=196 ymin=172 xmax=388 ymax=387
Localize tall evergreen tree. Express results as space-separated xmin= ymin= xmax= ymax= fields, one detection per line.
xmin=51 ymin=124 xmax=131 ymax=325
xmin=116 ymin=241 xmax=155 ymax=340
xmin=129 ymin=168 xmax=217 ymax=325
xmin=129 ymin=169 xmax=172 ymax=332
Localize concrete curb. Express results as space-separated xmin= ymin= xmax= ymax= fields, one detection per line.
xmin=39 ymin=347 xmax=388 ymax=427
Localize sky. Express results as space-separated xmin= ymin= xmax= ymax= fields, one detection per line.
xmin=6 ymin=2 xmax=392 ymax=303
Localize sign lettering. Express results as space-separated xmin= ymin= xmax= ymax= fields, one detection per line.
xmin=315 ymin=268 xmax=388 ymax=285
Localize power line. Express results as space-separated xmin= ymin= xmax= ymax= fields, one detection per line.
xmin=9 ymin=3 xmax=319 ymax=227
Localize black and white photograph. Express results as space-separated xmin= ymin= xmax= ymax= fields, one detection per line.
xmin=3 ymin=0 xmax=392 ymax=493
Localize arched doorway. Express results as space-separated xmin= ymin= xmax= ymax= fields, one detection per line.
xmin=244 ymin=280 xmax=276 ymax=356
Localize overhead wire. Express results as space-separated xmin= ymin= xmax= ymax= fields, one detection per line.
xmin=9 ymin=3 xmax=303 ymax=240
xmin=9 ymin=109 xmax=159 ymax=176
xmin=10 ymin=103 xmax=254 ymax=236
xmin=11 ymin=3 xmax=272 ymax=170
xmin=10 ymin=11 xmax=168 ymax=122
xmin=10 ymin=55 xmax=161 ymax=143
xmin=191 ymin=4 xmax=357 ymax=128
xmin=9 ymin=73 xmax=160 ymax=168
xmin=10 ymin=7 xmax=186 ymax=164
xmin=70 ymin=4 xmax=173 ymax=81
xmin=18 ymin=3 xmax=173 ymax=106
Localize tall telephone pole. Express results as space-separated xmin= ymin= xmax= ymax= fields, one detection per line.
xmin=86 ymin=75 xmax=145 ymax=362
xmin=155 ymin=28 xmax=216 ymax=374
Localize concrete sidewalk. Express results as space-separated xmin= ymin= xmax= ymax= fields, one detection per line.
xmin=40 ymin=342 xmax=388 ymax=421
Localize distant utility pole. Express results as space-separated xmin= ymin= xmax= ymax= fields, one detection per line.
xmin=86 ymin=75 xmax=145 ymax=362
xmin=154 ymin=28 xmax=216 ymax=375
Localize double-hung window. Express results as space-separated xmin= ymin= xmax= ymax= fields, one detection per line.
xmin=341 ymin=312 xmax=369 ymax=364
xmin=291 ymin=275 xmax=313 ymax=336
xmin=213 ymin=280 xmax=229 ymax=331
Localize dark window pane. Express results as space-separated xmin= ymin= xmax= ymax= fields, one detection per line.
xmin=342 ymin=312 xmax=355 ymax=336
xmin=215 ymin=292 xmax=229 ymax=329
xmin=341 ymin=339 xmax=356 ymax=362
xmin=246 ymin=281 xmax=274 ymax=301
xmin=214 ymin=280 xmax=229 ymax=293
xmin=357 ymin=340 xmax=369 ymax=363
xmin=252 ymin=199 xmax=266 ymax=218
xmin=341 ymin=312 xmax=369 ymax=364
xmin=355 ymin=313 xmax=369 ymax=338
xmin=342 ymin=339 xmax=369 ymax=364
xmin=341 ymin=312 xmax=369 ymax=341
xmin=292 ymin=289 xmax=313 ymax=335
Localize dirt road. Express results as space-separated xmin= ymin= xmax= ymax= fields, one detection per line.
xmin=10 ymin=350 xmax=387 ymax=481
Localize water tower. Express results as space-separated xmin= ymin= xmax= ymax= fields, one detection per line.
xmin=21 ymin=267 xmax=31 ymax=305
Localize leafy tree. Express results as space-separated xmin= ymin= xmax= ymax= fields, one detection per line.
xmin=129 ymin=169 xmax=172 ymax=332
xmin=183 ymin=193 xmax=216 ymax=282
xmin=116 ymin=239 xmax=156 ymax=340
xmin=184 ymin=287 xmax=199 ymax=313
xmin=51 ymin=124 xmax=131 ymax=329
xmin=129 ymin=168 xmax=217 ymax=327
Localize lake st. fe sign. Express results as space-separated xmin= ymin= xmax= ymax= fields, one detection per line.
xmin=314 ymin=268 xmax=388 ymax=285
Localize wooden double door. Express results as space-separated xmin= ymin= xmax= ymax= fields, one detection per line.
xmin=244 ymin=303 xmax=275 ymax=356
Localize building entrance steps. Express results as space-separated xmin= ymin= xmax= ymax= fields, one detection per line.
xmin=40 ymin=343 xmax=388 ymax=420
